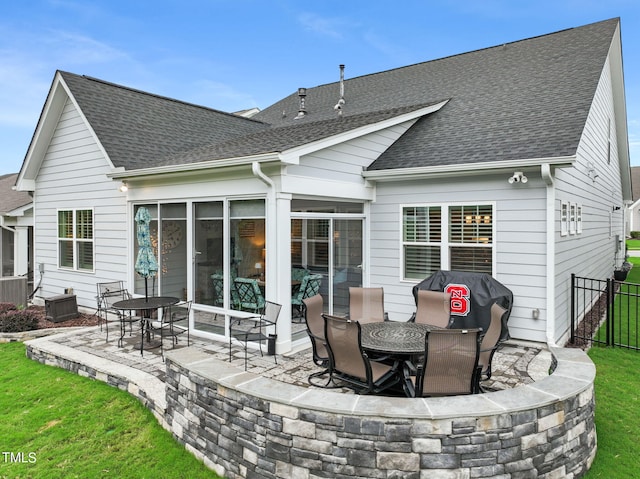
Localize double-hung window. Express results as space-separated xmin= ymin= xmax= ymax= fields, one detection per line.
xmin=58 ymin=209 xmax=94 ymax=271
xmin=402 ymin=204 xmax=493 ymax=279
xmin=403 ymin=206 xmax=442 ymax=280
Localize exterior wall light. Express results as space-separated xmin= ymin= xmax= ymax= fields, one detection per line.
xmin=119 ymin=181 xmax=128 ymax=192
xmin=508 ymin=172 xmax=528 ymax=184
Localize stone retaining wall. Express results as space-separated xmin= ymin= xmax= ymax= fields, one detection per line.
xmin=164 ymin=347 xmax=596 ymax=479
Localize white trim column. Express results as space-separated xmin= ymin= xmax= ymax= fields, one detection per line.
xmin=271 ymin=192 xmax=292 ymax=353
xmin=14 ymin=226 xmax=29 ymax=276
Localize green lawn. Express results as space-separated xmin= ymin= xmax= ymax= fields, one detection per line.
xmin=584 ymin=346 xmax=640 ymax=478
xmin=626 ymin=238 xmax=640 ymax=250
xmin=0 ymin=342 xmax=221 ymax=479
xmin=583 ymin=257 xmax=640 ymax=477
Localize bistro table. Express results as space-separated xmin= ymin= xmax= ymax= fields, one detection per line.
xmin=360 ymin=322 xmax=433 ymax=356
xmin=112 ymin=296 xmax=180 ymax=356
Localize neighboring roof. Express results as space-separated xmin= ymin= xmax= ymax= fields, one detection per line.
xmin=0 ymin=174 xmax=31 ymax=214
xmin=58 ymin=72 xmax=270 ymax=171
xmin=255 ymin=18 xmax=620 ymax=171
xmin=631 ymin=166 xmax=640 ymax=202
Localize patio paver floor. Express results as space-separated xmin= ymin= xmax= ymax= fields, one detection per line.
xmin=33 ymin=320 xmax=552 ymax=393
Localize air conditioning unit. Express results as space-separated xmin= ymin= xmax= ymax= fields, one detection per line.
xmin=45 ymin=294 xmax=79 ymax=323
xmin=0 ymin=276 xmax=28 ymax=306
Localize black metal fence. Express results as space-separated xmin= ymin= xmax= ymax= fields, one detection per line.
xmin=571 ymin=273 xmax=640 ymax=350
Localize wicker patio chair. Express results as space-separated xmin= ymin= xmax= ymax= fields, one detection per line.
xmin=403 ymin=328 xmax=482 ymax=397
xmin=323 ymin=314 xmax=400 ymax=394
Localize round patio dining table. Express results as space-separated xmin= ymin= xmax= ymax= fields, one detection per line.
xmin=360 ymin=322 xmax=433 ymax=356
xmin=112 ymin=296 xmax=180 ymax=356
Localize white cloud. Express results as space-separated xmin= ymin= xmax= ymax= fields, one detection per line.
xmin=45 ymin=29 xmax=131 ymax=65
xmin=362 ymin=31 xmax=412 ymax=65
xmin=297 ymin=12 xmax=346 ymax=39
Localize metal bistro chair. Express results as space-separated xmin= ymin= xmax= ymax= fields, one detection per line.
xmin=150 ymin=300 xmax=191 ymax=360
xmin=323 ymin=313 xmax=400 ymax=394
xmin=234 ymin=277 xmax=265 ymax=313
xmin=96 ymin=281 xmax=139 ymax=345
xmin=302 ymin=294 xmax=332 ymax=386
xmin=403 ymin=328 xmax=482 ymax=398
xmin=229 ymin=301 xmax=282 ymax=371
xmin=413 ymin=290 xmax=452 ymax=328
xmin=292 ymin=274 xmax=322 ymax=321
xmin=348 ymin=287 xmax=387 ymax=324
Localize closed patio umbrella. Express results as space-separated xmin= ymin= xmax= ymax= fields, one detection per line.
xmin=134 ymin=207 xmax=159 ymax=302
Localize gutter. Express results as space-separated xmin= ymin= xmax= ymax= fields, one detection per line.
xmin=541 ymin=164 xmax=557 ymax=347
xmin=108 ymin=152 xmax=281 ymax=180
xmin=363 ymin=156 xmax=576 ymax=181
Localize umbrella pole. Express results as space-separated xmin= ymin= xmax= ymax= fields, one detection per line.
xmin=145 ymin=278 xmax=149 ymax=302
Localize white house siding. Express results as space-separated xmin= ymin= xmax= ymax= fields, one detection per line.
xmin=369 ymin=175 xmax=548 ymax=343
xmin=286 ymin=122 xmax=415 ymax=186
xmin=34 ymin=98 xmax=128 ymax=309
xmin=552 ymin=53 xmax=625 ymax=344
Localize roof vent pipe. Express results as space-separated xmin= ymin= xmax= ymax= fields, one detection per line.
xmin=334 ymin=64 xmax=346 ymax=116
xmin=294 ymin=87 xmax=307 ymax=120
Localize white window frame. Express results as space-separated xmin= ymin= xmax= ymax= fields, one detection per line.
xmin=576 ymin=204 xmax=583 ymax=234
xmin=400 ymin=202 xmax=495 ymax=281
xmin=569 ymin=203 xmax=577 ymax=235
xmin=57 ymin=208 xmax=95 ymax=272
xmin=560 ymin=201 xmax=569 ymax=236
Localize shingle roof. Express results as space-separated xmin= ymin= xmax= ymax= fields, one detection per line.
xmin=59 ymin=72 xmax=269 ymax=171
xmin=255 ymin=18 xmax=620 ymax=170
xmin=157 ymin=101 xmax=444 ymax=166
xmin=0 ymin=174 xmax=31 ymax=214
xmin=61 ymin=18 xmax=619 ymax=173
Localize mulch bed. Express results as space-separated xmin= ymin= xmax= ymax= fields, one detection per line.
xmin=29 ymin=305 xmax=101 ymax=330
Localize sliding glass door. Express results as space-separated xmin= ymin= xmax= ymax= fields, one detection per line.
xmin=291 ymin=200 xmax=364 ymax=317
xmin=133 ymin=203 xmax=187 ymax=300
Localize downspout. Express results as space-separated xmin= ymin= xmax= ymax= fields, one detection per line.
xmin=252 ymin=161 xmax=285 ymax=351
xmin=252 ymin=161 xmax=275 ymax=189
xmin=542 ymin=164 xmax=557 ymax=346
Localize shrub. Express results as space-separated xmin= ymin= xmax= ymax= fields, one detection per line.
xmin=0 ymin=302 xmax=17 ymax=315
xmin=0 ymin=309 xmax=39 ymax=333
xmin=631 ymin=231 xmax=640 ymax=239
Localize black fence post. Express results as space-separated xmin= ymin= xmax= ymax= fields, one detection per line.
xmin=570 ymin=273 xmax=576 ymax=344
xmin=607 ymin=278 xmax=612 ymax=347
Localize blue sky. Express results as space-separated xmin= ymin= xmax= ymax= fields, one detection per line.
xmin=1 ymin=0 xmax=639 ymax=175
